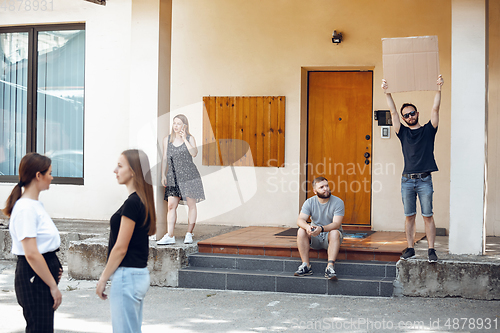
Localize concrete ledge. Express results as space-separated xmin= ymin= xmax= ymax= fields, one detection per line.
xmin=2 ymin=219 xmax=240 ymax=288
xmin=67 ymin=237 xmax=109 ymax=281
xmin=1 ymin=226 xmax=100 ymax=262
xmin=0 ymin=226 xmax=14 ymax=260
xmin=396 ymin=259 xmax=500 ymax=300
xmin=147 ymin=243 xmax=198 ymax=287
xmin=68 ymin=239 xmax=198 ymax=287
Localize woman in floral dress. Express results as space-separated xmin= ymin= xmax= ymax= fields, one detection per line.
xmin=157 ymin=114 xmax=205 ymax=245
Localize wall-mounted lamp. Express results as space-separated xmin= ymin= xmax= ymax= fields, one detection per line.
xmin=332 ymin=30 xmax=343 ymax=44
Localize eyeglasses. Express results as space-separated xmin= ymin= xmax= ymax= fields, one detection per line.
xmin=402 ymin=110 xmax=417 ymax=119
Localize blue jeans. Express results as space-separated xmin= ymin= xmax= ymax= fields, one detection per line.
xmin=110 ymin=267 xmax=150 ymax=333
xmin=401 ymin=174 xmax=434 ymax=217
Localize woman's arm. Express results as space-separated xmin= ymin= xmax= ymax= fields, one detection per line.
xmin=184 ymin=135 xmax=198 ymax=157
xmin=96 ymin=216 xmax=135 ymax=300
xmin=22 ymin=238 xmax=62 ymax=310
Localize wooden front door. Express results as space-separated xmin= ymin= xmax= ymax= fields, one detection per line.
xmin=307 ymin=71 xmax=373 ymax=225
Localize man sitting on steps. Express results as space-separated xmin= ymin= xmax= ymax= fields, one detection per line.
xmin=294 ymin=177 xmax=344 ymax=280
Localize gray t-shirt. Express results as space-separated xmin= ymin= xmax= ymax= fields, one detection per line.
xmin=300 ymin=195 xmax=345 ymax=232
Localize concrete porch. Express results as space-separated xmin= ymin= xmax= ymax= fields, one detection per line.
xmin=196 ymin=226 xmax=426 ymax=262
xmin=184 ymin=226 xmax=500 ymax=299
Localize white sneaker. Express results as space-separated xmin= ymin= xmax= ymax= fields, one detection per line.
xmin=184 ymin=232 xmax=194 ymax=244
xmin=157 ymin=234 xmax=175 ymax=245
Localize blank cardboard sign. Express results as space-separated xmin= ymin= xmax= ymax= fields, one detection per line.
xmin=382 ymin=36 xmax=440 ymax=93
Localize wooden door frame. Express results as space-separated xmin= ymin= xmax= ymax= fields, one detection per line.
xmin=299 ymin=67 xmax=374 ymax=226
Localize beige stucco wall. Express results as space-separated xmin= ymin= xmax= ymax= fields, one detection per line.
xmin=0 ymin=0 xmax=162 ymax=220
xmin=169 ymin=0 xmax=453 ymax=232
xmin=2 ymin=0 xmax=496 ymax=236
xmin=486 ymin=0 xmax=500 ymax=236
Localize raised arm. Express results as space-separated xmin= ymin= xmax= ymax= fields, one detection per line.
xmin=381 ymin=79 xmax=401 ymax=134
xmin=431 ymin=75 xmax=444 ymax=129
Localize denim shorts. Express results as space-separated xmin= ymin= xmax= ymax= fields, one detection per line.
xmin=401 ymin=174 xmax=434 ymax=217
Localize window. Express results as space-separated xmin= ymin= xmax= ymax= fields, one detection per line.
xmin=0 ymin=24 xmax=85 ymax=184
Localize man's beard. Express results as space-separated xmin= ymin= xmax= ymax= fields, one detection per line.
xmin=317 ymin=191 xmax=331 ymax=199
xmin=404 ymin=115 xmax=419 ymax=126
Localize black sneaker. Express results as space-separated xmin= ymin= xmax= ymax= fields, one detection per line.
xmin=294 ymin=262 xmax=312 ymax=276
xmin=400 ymin=247 xmax=415 ymax=260
xmin=324 ymin=266 xmax=337 ymax=281
xmin=428 ymin=248 xmax=438 ymax=263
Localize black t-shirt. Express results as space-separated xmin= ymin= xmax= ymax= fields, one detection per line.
xmin=108 ymin=192 xmax=150 ymax=268
xmin=396 ymin=120 xmax=439 ymax=174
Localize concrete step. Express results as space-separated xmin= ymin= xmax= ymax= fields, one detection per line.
xmin=179 ymin=253 xmax=395 ymax=297
xmin=187 ymin=252 xmax=396 ymax=277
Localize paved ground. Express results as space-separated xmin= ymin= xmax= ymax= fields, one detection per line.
xmin=1 ymin=260 xmax=499 ymax=333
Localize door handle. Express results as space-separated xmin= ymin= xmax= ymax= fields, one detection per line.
xmin=365 ymin=159 xmax=370 ymax=165
xmin=364 ymin=152 xmax=370 ymax=158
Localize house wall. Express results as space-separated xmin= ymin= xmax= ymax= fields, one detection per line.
xmin=0 ymin=0 xmax=162 ymax=220
xmin=169 ymin=0 xmax=454 ymax=232
xmin=1 ymin=0 xmax=497 ymax=236
xmin=486 ymin=0 xmax=500 ymax=236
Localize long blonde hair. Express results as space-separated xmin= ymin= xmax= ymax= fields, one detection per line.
xmin=169 ymin=114 xmax=192 ymax=143
xmin=121 ymin=149 xmax=157 ymax=235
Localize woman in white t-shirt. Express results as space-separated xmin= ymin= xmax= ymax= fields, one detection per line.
xmin=3 ymin=153 xmax=63 ymax=333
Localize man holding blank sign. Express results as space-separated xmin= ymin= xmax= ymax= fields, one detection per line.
xmin=382 ymin=75 xmax=444 ymax=263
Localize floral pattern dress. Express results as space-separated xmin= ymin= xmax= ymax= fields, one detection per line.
xmin=164 ymin=135 xmax=205 ymax=204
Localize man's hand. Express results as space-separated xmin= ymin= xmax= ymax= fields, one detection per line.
xmin=437 ymin=75 xmax=444 ymax=90
xmin=381 ymin=79 xmax=388 ymax=92
xmin=308 ymin=225 xmax=321 ymax=237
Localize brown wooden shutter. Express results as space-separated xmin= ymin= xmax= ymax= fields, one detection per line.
xmin=203 ymin=96 xmax=285 ymax=167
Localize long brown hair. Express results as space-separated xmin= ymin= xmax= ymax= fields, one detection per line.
xmin=2 ymin=153 xmax=51 ymax=217
xmin=121 ymin=149 xmax=157 ymax=235
xmin=169 ymin=114 xmax=192 ymax=143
